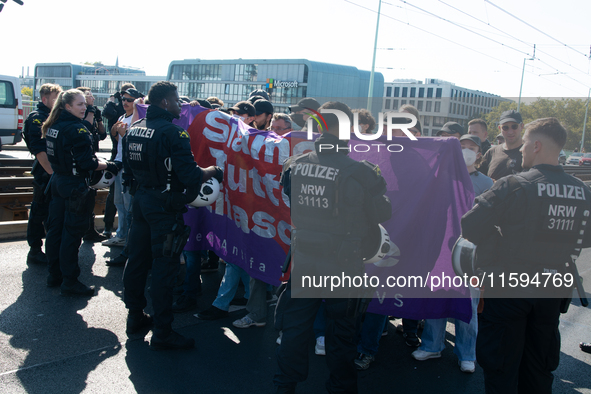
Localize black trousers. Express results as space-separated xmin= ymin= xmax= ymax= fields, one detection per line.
xmin=27 ymin=171 xmax=51 ymax=249
xmin=274 ymin=280 xmax=358 ymax=394
xmin=123 ymin=189 xmax=182 ymax=334
xmin=45 ymin=174 xmax=94 ymax=283
xmin=477 ymin=298 xmax=562 ymax=394
xmin=103 ymin=183 xmax=116 ymax=231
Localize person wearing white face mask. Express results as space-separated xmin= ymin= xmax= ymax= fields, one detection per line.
xmin=460 ymin=134 xmax=494 ymax=196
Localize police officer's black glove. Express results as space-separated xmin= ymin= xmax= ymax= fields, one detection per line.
xmin=213 ymin=166 xmax=224 ymax=183
xmin=86 ymin=105 xmax=96 ymax=114
xmin=94 ymin=108 xmax=102 ymax=123
xmin=122 ymin=176 xmax=131 ymax=188
xmin=105 ymin=161 xmax=120 ymax=175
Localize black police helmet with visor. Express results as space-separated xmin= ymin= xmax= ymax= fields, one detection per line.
xmin=451 ymin=236 xmax=478 ymax=278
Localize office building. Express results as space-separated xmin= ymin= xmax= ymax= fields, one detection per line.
xmin=383 ymin=79 xmax=508 ymax=136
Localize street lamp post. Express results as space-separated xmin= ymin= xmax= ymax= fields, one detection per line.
xmin=581 ymin=88 xmax=591 ymax=152
xmin=517 ymin=45 xmax=535 ymax=113
xmin=367 ymin=0 xmax=382 ymax=112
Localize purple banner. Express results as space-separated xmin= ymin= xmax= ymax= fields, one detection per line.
xmin=134 ymin=104 xmax=474 ymax=322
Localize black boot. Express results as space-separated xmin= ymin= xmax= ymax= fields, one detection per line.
xmin=126 ymin=311 xmax=153 ymax=336
xmin=84 ymin=228 xmax=107 ymax=242
xmin=106 ymin=254 xmax=128 ymax=267
xmin=150 ymin=330 xmax=195 ymax=350
xmin=27 ymin=248 xmax=47 ymax=265
xmin=47 ymin=273 xmax=63 ymax=288
xmin=60 ymin=280 xmax=95 ymax=297
xmin=102 ymin=227 xmax=112 ymax=239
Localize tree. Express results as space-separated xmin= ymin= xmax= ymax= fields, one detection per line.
xmin=21 ymin=86 xmax=33 ymax=98
xmin=485 ymin=98 xmax=589 ymax=151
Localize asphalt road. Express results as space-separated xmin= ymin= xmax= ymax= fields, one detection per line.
xmin=0 ymin=239 xmax=589 ymax=394
xmin=0 ymin=146 xmax=590 ymax=394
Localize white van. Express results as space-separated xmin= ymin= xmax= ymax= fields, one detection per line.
xmin=0 ymin=75 xmax=24 ymax=150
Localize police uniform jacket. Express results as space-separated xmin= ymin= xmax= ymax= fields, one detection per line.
xmin=102 ymin=100 xmax=124 ymax=130
xmin=124 ymin=105 xmax=202 ymax=196
xmin=45 ymin=110 xmax=99 ymax=180
xmin=23 ymin=102 xmax=51 ymax=158
xmin=82 ymin=105 xmax=107 ymax=153
xmin=461 ymin=164 xmax=591 ymax=295
xmin=281 ymin=133 xmax=391 ymax=295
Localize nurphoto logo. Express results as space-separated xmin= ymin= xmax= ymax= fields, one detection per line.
xmin=305 ymin=108 xmax=418 ymax=153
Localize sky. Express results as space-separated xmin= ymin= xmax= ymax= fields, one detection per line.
xmin=1 ymin=0 xmax=590 ymax=99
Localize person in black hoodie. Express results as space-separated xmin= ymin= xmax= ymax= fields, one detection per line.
xmin=77 ymin=87 xmax=109 ymax=242
xmin=42 ymin=89 xmax=120 ymax=296
xmin=23 ymin=83 xmax=62 ymax=265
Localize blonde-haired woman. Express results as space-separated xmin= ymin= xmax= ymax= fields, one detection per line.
xmin=42 ymin=89 xmax=120 ymax=296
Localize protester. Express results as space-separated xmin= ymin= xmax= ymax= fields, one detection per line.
xmin=249 ymin=89 xmax=270 ymax=101
xmin=253 ymin=99 xmax=274 ymax=131
xmin=228 ymin=101 xmax=256 ymax=127
xmin=353 ymin=108 xmax=376 ymax=134
xmin=102 ymin=88 xmax=144 ymax=248
xmin=102 ymin=83 xmax=135 ymax=238
xmin=436 ymin=122 xmax=465 ymax=138
xmin=479 ymin=110 xmax=524 ymax=180
xmin=468 ymin=118 xmax=491 ymax=155
xmin=412 ymin=134 xmax=492 ymax=373
xmin=270 ymin=113 xmax=293 ymax=136
xmin=289 ymin=97 xmax=321 ymax=129
xmin=207 ymin=96 xmax=224 ymax=109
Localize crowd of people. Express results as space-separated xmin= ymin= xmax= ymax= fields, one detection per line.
xmin=21 ymin=81 xmax=591 ymax=393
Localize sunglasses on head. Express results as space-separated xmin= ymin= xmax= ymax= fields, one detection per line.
xmin=502 ymin=124 xmax=520 ymax=131
xmin=121 ymin=97 xmax=135 ymax=103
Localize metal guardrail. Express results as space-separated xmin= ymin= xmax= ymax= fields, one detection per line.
xmin=0 ymin=189 xmax=109 ymax=221
xmin=0 ymin=176 xmax=35 ymax=192
xmin=0 ymin=167 xmax=31 ymax=176
xmin=0 ymin=158 xmax=34 ymax=167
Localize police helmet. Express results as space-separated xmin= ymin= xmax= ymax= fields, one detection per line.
xmin=451 ymin=236 xmax=477 ymax=277
xmin=189 ymin=178 xmax=220 ymax=207
xmin=89 ymin=170 xmax=116 ymax=189
xmin=363 ymin=224 xmax=396 ymax=265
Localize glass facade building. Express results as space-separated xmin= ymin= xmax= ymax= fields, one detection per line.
xmin=167 ymin=59 xmax=384 ymax=116
xmin=33 ymin=63 xmax=164 ymax=106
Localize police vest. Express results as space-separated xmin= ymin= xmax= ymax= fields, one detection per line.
xmin=125 ymin=118 xmax=170 ymax=189
xmin=45 ymin=119 xmax=87 ymax=177
xmin=496 ymin=170 xmax=591 ymax=274
xmin=290 ymin=151 xmax=371 ymax=238
xmin=126 ymin=117 xmax=196 ymax=200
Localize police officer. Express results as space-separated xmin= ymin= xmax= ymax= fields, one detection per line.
xmin=42 ymin=89 xmax=120 ymax=296
xmin=461 ymin=117 xmax=591 ymax=393
xmin=274 ymin=102 xmax=392 ymax=393
xmin=122 ymin=81 xmax=223 ymax=350
xmin=22 ymin=83 xmax=62 ymax=265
